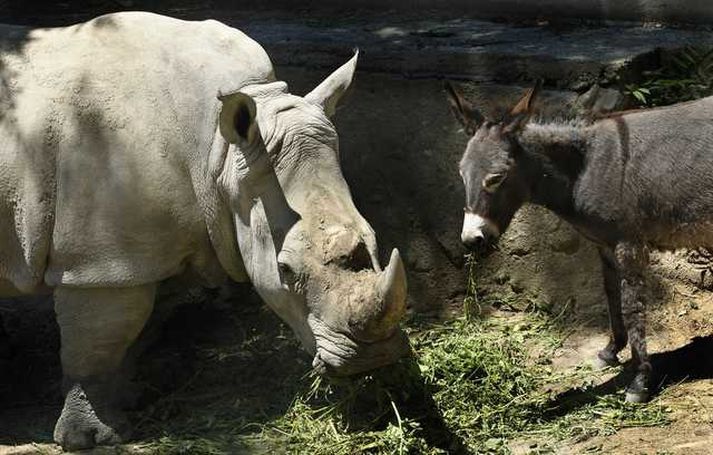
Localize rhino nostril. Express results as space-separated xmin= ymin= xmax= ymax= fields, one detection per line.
xmin=312 ymin=353 xmax=327 ymax=374
xmin=335 ymin=240 xmax=372 ymax=272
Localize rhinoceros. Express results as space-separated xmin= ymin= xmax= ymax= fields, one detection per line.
xmin=0 ymin=12 xmax=409 ymax=450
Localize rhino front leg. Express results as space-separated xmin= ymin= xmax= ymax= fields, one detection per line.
xmin=614 ymin=243 xmax=651 ymax=403
xmin=595 ymin=247 xmax=628 ymax=368
xmin=53 ymin=284 xmax=156 ymax=451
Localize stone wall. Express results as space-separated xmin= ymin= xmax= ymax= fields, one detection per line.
xmin=248 ymin=13 xmax=713 ymax=318
xmin=2 ymin=7 xmax=712 ymax=318
xmin=6 ymin=0 xmax=713 ymax=25
xmin=222 ymin=0 xmax=713 ymax=24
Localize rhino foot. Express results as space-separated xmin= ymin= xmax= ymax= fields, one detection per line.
xmin=53 ymin=382 xmax=125 ymax=451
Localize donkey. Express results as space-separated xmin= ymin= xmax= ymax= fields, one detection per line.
xmin=445 ymin=81 xmax=713 ymax=402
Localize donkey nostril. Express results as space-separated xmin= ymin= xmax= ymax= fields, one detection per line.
xmin=462 ymin=235 xmax=486 ymax=251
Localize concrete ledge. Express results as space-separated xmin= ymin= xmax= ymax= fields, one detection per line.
xmin=6 ymin=1 xmax=713 ymax=26
xmin=7 ymin=10 xmax=713 ymax=87
xmin=223 ymin=13 xmax=713 ymax=87
xmin=217 ymin=1 xmax=713 ymax=25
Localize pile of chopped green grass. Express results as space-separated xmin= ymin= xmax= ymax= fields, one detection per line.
xmin=134 ymin=286 xmax=670 ymax=454
xmin=256 ymin=314 xmax=669 ymax=454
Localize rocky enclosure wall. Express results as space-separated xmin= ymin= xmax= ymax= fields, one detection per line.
xmin=261 ymin=16 xmax=713 ymax=318
xmin=6 ymin=1 xmax=713 ymax=25
xmin=2 ymin=8 xmax=713 ymax=321
xmin=228 ymin=0 xmax=713 ymax=25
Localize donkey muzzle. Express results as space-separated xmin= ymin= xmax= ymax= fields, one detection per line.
xmin=461 ymin=212 xmax=500 ymax=252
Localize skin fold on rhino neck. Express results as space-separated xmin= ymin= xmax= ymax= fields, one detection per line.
xmin=219 ymin=79 xmax=407 ymax=374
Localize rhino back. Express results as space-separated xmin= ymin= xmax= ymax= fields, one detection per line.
xmin=0 ymin=12 xmax=273 ymax=289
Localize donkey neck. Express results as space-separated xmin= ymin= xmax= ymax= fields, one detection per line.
xmin=517 ymin=122 xmax=589 ymax=217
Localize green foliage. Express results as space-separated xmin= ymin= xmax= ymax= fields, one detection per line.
xmin=626 ymin=46 xmax=713 ymax=106
xmin=252 ymin=397 xmax=434 ymax=455
xmin=415 ymin=316 xmax=552 ymax=453
xmin=135 ymin=290 xmax=670 ymax=454
xmin=542 ymin=394 xmax=670 ymax=443
xmin=234 ymin=313 xmax=669 ymax=454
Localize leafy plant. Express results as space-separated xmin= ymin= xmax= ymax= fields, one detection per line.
xmin=626 ymin=46 xmax=713 ymax=107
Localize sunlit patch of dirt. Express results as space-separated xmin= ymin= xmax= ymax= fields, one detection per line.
xmin=534 ymin=275 xmax=713 ymax=454
xmin=565 ymin=381 xmax=713 ymax=455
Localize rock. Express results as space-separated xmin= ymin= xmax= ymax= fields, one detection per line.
xmin=574 ymin=84 xmax=626 ymax=116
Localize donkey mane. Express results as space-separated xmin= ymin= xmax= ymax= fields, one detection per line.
xmin=519 ymin=121 xmax=589 ymax=170
xmin=514 ymin=122 xmax=589 ymax=215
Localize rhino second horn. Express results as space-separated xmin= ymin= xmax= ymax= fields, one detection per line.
xmin=373 ymin=248 xmax=407 ymax=336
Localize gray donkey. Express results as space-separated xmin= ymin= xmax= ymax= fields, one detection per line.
xmin=446 ymin=81 xmax=713 ymax=402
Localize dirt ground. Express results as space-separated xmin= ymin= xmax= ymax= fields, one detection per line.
xmin=0 ymin=270 xmax=712 ymax=454
xmin=0 ymin=282 xmax=311 ymax=454
xmin=540 ymin=278 xmax=713 ymax=455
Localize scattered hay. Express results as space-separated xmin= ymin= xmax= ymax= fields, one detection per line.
xmin=132 ymin=293 xmax=670 ymax=454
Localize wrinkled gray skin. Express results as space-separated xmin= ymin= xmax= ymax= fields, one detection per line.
xmin=446 ymin=82 xmax=713 ymax=403
xmin=0 ymin=12 xmax=408 ymax=450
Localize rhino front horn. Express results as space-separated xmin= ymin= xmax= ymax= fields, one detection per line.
xmin=372 ymin=248 xmax=407 ymax=337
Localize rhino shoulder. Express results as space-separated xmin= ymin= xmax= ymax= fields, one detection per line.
xmin=80 ymin=12 xmax=276 ymax=83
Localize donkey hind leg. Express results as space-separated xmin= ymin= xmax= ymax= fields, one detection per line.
xmin=615 ymin=243 xmax=651 ymax=403
xmin=594 ymin=247 xmax=628 ymax=368
xmin=53 ymin=284 xmax=156 ymax=451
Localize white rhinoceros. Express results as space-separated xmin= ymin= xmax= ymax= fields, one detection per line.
xmin=0 ymin=12 xmax=408 ymax=450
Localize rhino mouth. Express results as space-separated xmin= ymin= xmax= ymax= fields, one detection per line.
xmin=308 ymin=316 xmax=411 ymax=377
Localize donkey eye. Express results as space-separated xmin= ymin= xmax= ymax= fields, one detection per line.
xmin=482 ymin=173 xmax=506 ymax=193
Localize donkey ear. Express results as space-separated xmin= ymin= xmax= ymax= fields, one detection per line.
xmin=444 ymin=81 xmax=484 ymax=135
xmin=503 ymin=80 xmax=542 ymax=134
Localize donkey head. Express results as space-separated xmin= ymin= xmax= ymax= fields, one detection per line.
xmin=445 ymin=82 xmax=540 ymax=253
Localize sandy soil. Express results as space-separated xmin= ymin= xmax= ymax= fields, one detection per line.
xmin=2 ymin=278 xmax=713 ymax=455
xmin=538 ymin=277 xmax=713 ymax=455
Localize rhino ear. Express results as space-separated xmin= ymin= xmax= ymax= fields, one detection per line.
xmin=217 ymin=91 xmax=258 ymax=144
xmin=305 ymin=50 xmax=358 ymax=118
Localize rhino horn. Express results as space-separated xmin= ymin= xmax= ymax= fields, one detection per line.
xmin=368 ymin=248 xmax=407 ymax=339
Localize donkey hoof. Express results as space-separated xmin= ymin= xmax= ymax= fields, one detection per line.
xmin=626 ymin=384 xmax=649 ymax=403
xmin=593 ymin=350 xmax=619 ymax=369
xmin=625 ymin=389 xmax=649 ymax=403
xmin=625 ymin=371 xmax=651 ymax=403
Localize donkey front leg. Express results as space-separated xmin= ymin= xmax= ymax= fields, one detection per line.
xmin=595 ymin=247 xmax=628 ymax=368
xmin=53 ymin=284 xmax=156 ymax=451
xmin=614 ymin=242 xmax=651 ymax=403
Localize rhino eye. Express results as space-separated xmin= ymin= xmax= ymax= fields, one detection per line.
xmin=482 ymin=173 xmax=506 ymax=193
xmin=278 ymin=261 xmax=297 ymax=287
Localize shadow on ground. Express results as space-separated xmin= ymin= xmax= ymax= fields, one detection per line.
xmin=0 ymin=282 xmax=309 ymax=447
xmin=0 ymin=282 xmax=461 ymax=452
xmin=543 ymin=334 xmax=713 ymax=419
